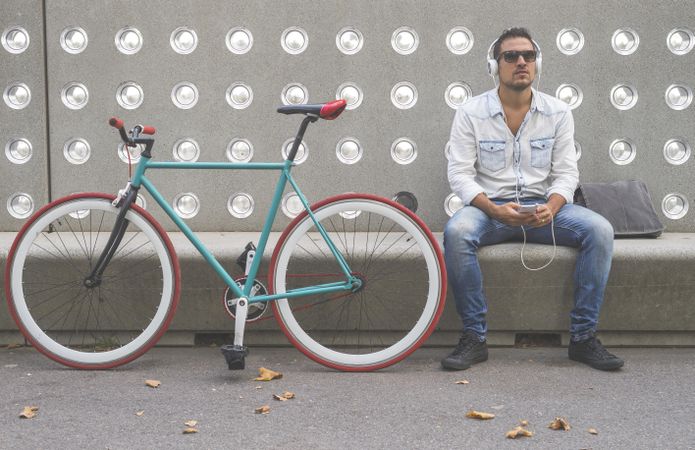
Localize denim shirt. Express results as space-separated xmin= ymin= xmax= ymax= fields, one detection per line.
xmin=447 ymin=88 xmax=579 ymax=206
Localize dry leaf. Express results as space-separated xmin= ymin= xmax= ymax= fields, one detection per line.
xmin=466 ymin=410 xmax=495 ymax=420
xmin=272 ymin=391 xmax=296 ymax=401
xmin=6 ymin=343 xmax=22 ymax=349
xmin=19 ymin=406 xmax=38 ymax=419
xmin=455 ymin=380 xmax=470 ymax=385
xmin=182 ymin=428 xmax=198 ymax=434
xmin=255 ymin=405 xmax=271 ymax=415
xmin=145 ymin=379 xmax=161 ymax=388
xmin=135 ymin=410 xmax=145 ymax=417
xmin=520 ymin=420 xmax=529 ymax=427
xmin=549 ymin=417 xmax=571 ymax=431
xmin=506 ymin=426 xmax=534 ymax=439
xmin=588 ymin=428 xmax=598 ymax=435
xmin=184 ymin=420 xmax=198 ymax=427
xmin=254 ymin=367 xmax=282 ymax=381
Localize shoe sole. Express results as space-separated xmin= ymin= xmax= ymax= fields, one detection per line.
xmin=569 ymin=354 xmax=624 ymax=371
xmin=440 ymin=354 xmax=488 ymax=371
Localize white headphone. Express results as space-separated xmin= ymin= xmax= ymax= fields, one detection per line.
xmin=486 ymin=36 xmax=542 ymax=83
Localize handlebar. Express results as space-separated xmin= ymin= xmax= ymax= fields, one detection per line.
xmin=109 ymin=117 xmax=125 ymax=129
xmin=109 ymin=117 xmax=156 ymax=136
xmin=109 ymin=117 xmax=156 ymax=158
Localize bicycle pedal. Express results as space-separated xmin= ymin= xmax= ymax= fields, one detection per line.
xmin=236 ymin=242 xmax=256 ymax=272
xmin=220 ymin=344 xmax=249 ymax=370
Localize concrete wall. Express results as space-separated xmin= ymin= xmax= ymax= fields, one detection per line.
xmin=2 ymin=0 xmax=694 ymax=234
xmin=1 ymin=0 xmax=49 ymax=230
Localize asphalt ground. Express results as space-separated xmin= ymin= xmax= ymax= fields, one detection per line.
xmin=1 ymin=345 xmax=694 ymax=449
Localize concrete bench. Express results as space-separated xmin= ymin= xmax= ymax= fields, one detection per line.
xmin=2 ymin=232 xmax=694 ymax=347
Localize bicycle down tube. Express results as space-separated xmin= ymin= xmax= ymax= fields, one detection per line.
xmin=123 ymin=155 xmax=358 ymax=304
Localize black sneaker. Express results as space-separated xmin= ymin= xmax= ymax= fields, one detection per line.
xmin=568 ymin=336 xmax=624 ymax=371
xmin=441 ymin=331 xmax=488 ymax=370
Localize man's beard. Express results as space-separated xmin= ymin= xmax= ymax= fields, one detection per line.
xmin=501 ymin=78 xmax=533 ymax=92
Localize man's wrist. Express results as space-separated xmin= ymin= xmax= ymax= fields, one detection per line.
xmin=471 ymin=193 xmax=500 ymax=219
xmin=546 ymin=194 xmax=566 ymax=215
xmin=487 ymin=203 xmax=502 ymax=219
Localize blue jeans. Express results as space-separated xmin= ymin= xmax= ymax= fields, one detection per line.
xmin=443 ymin=199 xmax=614 ymax=342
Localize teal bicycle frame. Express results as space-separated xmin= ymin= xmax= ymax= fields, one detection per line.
xmin=128 ymin=152 xmax=359 ymax=306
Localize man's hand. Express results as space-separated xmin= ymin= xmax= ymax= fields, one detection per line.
xmin=526 ymin=194 xmax=566 ymax=227
xmin=492 ymin=202 xmax=537 ymax=226
xmin=471 ymin=193 xmax=566 ymax=227
xmin=528 ymin=203 xmax=552 ymax=227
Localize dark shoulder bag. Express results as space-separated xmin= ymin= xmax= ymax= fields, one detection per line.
xmin=573 ymin=180 xmax=664 ymax=238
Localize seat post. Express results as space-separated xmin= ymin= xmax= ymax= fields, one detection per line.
xmin=288 ymin=115 xmax=318 ymax=161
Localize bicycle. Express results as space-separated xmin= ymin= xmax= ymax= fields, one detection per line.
xmin=4 ymin=99 xmax=447 ymax=371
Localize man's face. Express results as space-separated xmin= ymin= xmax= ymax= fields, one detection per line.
xmin=497 ymin=37 xmax=536 ymax=92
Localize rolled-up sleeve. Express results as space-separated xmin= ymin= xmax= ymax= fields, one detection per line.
xmin=447 ymin=107 xmax=484 ymax=205
xmin=546 ymin=109 xmax=579 ymax=203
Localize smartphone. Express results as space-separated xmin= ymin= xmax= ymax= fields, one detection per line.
xmin=518 ymin=204 xmax=538 ymax=214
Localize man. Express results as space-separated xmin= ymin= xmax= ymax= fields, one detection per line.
xmin=443 ymin=27 xmax=623 ymax=371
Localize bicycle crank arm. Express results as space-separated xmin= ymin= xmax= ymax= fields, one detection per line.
xmin=219 ymin=296 xmax=251 ymax=370
xmin=233 ymin=297 xmax=249 ymax=346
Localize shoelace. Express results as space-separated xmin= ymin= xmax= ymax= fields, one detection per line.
xmin=587 ymin=338 xmax=615 ymax=360
xmin=453 ymin=335 xmax=479 ymax=355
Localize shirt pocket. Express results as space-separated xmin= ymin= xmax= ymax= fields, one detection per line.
xmin=529 ymin=137 xmax=554 ymax=168
xmin=478 ymin=140 xmax=507 ymax=172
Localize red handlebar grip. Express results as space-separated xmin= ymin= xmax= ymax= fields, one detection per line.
xmin=141 ymin=126 xmax=156 ymax=135
xmin=109 ymin=117 xmax=124 ymax=129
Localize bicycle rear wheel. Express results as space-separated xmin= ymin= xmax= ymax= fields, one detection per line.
xmin=269 ymin=193 xmax=446 ymax=371
xmin=5 ymin=193 xmax=180 ymax=369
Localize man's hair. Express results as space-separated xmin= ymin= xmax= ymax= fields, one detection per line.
xmin=492 ymin=27 xmax=534 ymax=60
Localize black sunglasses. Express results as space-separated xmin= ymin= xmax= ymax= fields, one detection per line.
xmin=498 ymin=50 xmax=537 ymax=63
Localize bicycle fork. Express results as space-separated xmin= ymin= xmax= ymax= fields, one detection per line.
xmin=84 ymin=184 xmax=140 ymax=288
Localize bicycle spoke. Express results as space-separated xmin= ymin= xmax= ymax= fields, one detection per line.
xmin=75 ymin=213 xmax=92 ymax=267
xmin=100 ymin=262 xmax=161 ymax=284
xmin=111 ymin=232 xmax=146 ymax=259
xmin=81 ymin=291 xmax=96 ymax=348
xmin=40 ymin=287 xmax=88 ymax=333
xmin=24 ymin=279 xmax=85 ymax=307
xmin=32 ymin=235 xmax=86 ymax=277
xmin=295 ymin=240 xmax=329 ymax=262
xmin=89 ymin=210 xmax=107 ymax=262
xmin=99 ymin=254 xmax=158 ymax=282
xmin=100 ymin=284 xmax=160 ymax=323
xmin=62 ymin=216 xmax=92 ymax=264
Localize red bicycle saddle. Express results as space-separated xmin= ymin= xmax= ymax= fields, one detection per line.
xmin=277 ymin=99 xmax=347 ymax=120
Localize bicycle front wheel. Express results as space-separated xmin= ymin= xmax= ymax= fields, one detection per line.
xmin=5 ymin=193 xmax=180 ymax=369
xmin=269 ymin=193 xmax=446 ymax=371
